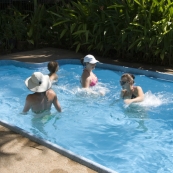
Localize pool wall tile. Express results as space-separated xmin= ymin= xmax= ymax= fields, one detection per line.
xmin=1 ymin=59 xmax=173 ymax=81
xmin=58 ymin=59 xmax=173 ymax=81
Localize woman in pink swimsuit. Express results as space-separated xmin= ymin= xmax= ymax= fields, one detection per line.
xmin=81 ymin=54 xmax=99 ymax=88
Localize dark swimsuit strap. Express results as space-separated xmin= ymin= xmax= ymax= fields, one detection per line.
xmin=131 ymin=86 xmax=137 ymax=99
xmin=131 ymin=94 xmax=136 ymax=99
xmin=42 ymin=91 xmax=49 ymax=102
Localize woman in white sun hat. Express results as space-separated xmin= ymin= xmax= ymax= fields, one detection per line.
xmin=22 ymin=72 xmax=61 ymax=114
xmin=81 ymin=54 xmax=99 ymax=88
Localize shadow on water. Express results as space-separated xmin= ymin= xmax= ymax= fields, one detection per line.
xmin=109 ymin=98 xmax=149 ymax=132
xmin=30 ymin=112 xmax=57 ymax=138
xmin=123 ymin=104 xmax=149 ymax=132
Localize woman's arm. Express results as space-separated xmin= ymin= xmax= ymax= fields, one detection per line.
xmin=53 ymin=95 xmax=62 ymax=112
xmin=81 ymin=72 xmax=90 ymax=88
xmin=124 ymin=86 xmax=144 ymax=104
xmin=22 ymin=95 xmax=31 ymax=113
xmin=120 ymin=89 xmax=127 ymax=99
xmin=49 ymin=73 xmax=58 ymax=81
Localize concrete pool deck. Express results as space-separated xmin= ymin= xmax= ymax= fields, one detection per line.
xmin=0 ymin=47 xmax=173 ymax=173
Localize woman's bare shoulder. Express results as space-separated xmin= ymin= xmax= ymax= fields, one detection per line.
xmin=47 ymin=89 xmax=55 ymax=94
xmin=82 ymin=70 xmax=90 ymax=79
xmin=50 ymin=73 xmax=58 ymax=81
xmin=135 ymin=86 xmax=143 ymax=90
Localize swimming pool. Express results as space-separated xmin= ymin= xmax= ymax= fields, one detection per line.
xmin=0 ymin=59 xmax=173 ymax=173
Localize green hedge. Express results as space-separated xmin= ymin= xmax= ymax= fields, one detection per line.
xmin=0 ymin=0 xmax=173 ymax=66
xmin=49 ymin=0 xmax=173 ymax=66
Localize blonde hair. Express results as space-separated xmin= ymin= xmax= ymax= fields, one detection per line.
xmin=121 ymin=73 xmax=135 ymax=84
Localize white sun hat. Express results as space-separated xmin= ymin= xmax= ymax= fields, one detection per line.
xmin=25 ymin=72 xmax=51 ymax=92
xmin=84 ymin=54 xmax=99 ymax=64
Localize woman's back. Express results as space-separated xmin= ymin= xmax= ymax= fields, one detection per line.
xmin=31 ymin=92 xmax=51 ymax=113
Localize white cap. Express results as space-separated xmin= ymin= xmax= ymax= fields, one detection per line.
xmin=84 ymin=54 xmax=99 ymax=64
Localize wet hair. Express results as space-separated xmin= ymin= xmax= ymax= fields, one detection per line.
xmin=121 ymin=73 xmax=135 ymax=84
xmin=47 ymin=61 xmax=58 ymax=74
xmin=80 ymin=58 xmax=85 ymax=66
xmin=81 ymin=57 xmax=88 ymax=67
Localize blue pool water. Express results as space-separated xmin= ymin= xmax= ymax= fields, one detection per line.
xmin=0 ymin=60 xmax=173 ymax=173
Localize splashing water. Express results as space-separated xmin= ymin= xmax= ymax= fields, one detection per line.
xmin=0 ymin=62 xmax=173 ymax=173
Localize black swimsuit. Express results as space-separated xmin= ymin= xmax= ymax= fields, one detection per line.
xmin=131 ymin=94 xmax=136 ymax=99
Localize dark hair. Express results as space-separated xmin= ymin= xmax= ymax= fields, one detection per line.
xmin=129 ymin=73 xmax=135 ymax=80
xmin=47 ymin=61 xmax=58 ymax=73
xmin=121 ymin=73 xmax=135 ymax=84
xmin=80 ymin=57 xmax=85 ymax=66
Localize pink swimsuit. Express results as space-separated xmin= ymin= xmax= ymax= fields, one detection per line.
xmin=82 ymin=69 xmax=98 ymax=87
xmin=90 ymin=77 xmax=98 ymax=86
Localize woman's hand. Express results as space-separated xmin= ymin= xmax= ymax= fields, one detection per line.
xmin=124 ymin=99 xmax=133 ymax=105
xmin=121 ymin=89 xmax=127 ymax=98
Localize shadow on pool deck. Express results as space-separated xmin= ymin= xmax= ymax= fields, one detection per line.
xmin=0 ymin=47 xmax=173 ymax=173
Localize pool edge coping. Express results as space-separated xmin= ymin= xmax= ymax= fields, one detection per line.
xmin=0 ymin=120 xmax=117 ymax=173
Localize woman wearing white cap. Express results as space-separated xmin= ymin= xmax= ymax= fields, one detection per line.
xmin=81 ymin=54 xmax=99 ymax=88
xmin=22 ymin=72 xmax=61 ymax=114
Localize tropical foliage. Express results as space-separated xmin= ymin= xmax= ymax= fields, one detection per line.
xmin=49 ymin=0 xmax=173 ymax=65
xmin=0 ymin=0 xmax=173 ymax=66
